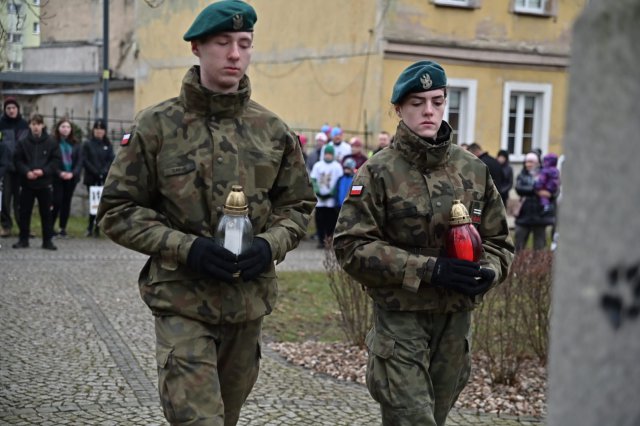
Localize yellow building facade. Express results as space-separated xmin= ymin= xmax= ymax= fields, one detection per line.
xmin=134 ymin=0 xmax=585 ymax=160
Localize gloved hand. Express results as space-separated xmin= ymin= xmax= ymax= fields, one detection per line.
xmin=186 ymin=237 xmax=239 ymax=283
xmin=431 ymin=258 xmax=495 ymax=297
xmin=238 ymin=237 xmax=272 ymax=281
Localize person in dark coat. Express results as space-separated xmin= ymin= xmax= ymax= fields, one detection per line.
xmin=0 ymin=97 xmax=29 ymax=237
xmin=82 ymin=119 xmax=114 ymax=237
xmin=51 ymin=118 xmax=83 ymax=237
xmin=496 ymin=149 xmax=514 ymax=207
xmin=12 ymin=113 xmax=61 ymax=250
xmin=514 ymin=152 xmax=555 ymax=250
xmin=468 ymin=142 xmax=504 ymax=195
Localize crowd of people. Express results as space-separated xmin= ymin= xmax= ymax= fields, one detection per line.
xmin=0 ymin=2 xmax=560 ymax=423
xmin=0 ymin=97 xmax=115 ymax=250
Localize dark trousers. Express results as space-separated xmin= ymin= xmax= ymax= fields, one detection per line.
xmin=1 ymin=172 xmax=20 ymax=230
xmin=52 ymin=179 xmax=77 ymax=231
xmin=315 ymin=206 xmax=339 ymax=245
xmin=18 ymin=185 xmax=54 ymax=243
xmin=515 ymin=225 xmax=547 ymax=251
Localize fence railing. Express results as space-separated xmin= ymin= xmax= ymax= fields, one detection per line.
xmin=39 ymin=108 xmax=133 ymax=144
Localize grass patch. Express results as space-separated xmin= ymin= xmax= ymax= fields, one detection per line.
xmin=264 ymin=270 xmax=343 ymax=343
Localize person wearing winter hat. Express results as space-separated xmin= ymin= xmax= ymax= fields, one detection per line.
xmin=310 ymin=143 xmax=343 ymax=248
xmin=321 ymin=126 xmax=351 ymax=163
xmin=305 ymin=131 xmax=327 ymax=172
xmin=514 ymin=151 xmax=554 ymax=250
xmin=333 ymin=59 xmax=513 ymax=426
xmin=335 ymin=157 xmax=357 ymax=208
xmin=341 ymin=136 xmax=368 ymax=169
xmin=96 ymin=1 xmax=315 ymax=424
xmin=0 ymin=97 xmax=29 ymax=237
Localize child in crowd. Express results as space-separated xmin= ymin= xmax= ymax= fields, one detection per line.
xmin=534 ymin=152 xmax=560 ymax=215
xmin=310 ymin=144 xmax=343 ymax=248
xmin=335 ymin=158 xmax=357 ymax=208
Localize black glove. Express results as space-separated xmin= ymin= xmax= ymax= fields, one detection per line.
xmin=431 ymin=258 xmax=495 ymax=297
xmin=186 ymin=237 xmax=239 ymax=283
xmin=237 ymin=237 xmax=272 ymax=281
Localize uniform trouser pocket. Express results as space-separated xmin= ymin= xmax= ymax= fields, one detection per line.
xmin=155 ymin=315 xmax=262 ymax=426
xmin=365 ymin=309 xmax=472 ymax=426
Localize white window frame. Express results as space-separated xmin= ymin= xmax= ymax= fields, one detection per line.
xmin=33 ymin=22 xmax=40 ymax=34
xmin=8 ymin=32 xmax=22 ymax=43
xmin=513 ymin=0 xmax=549 ymax=15
xmin=33 ymin=0 xmax=41 ymax=5
xmin=445 ymin=78 xmax=477 ymax=146
xmin=501 ymin=81 xmax=552 ymax=162
xmin=8 ymin=61 xmax=22 ymax=71
xmin=433 ymin=0 xmax=481 ymax=8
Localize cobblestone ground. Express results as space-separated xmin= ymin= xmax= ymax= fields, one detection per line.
xmin=0 ymin=237 xmax=542 ymax=425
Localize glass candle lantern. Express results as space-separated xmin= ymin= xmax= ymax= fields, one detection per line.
xmin=445 ymin=200 xmax=483 ymax=262
xmin=214 ymin=185 xmax=253 ymax=256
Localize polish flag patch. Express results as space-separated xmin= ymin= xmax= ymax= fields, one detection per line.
xmin=350 ymin=185 xmax=363 ymax=196
xmin=121 ymin=133 xmax=131 ymax=146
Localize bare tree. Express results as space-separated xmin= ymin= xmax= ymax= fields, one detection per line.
xmin=0 ymin=0 xmax=52 ymax=71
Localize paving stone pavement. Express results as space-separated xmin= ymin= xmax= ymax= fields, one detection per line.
xmin=0 ymin=237 xmax=543 ymax=425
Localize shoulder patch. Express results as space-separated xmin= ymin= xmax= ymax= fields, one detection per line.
xmin=120 ymin=133 xmax=131 ymax=146
xmin=350 ymin=185 xmax=363 ymax=196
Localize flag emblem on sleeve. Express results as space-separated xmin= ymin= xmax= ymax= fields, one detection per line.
xmin=121 ymin=133 xmax=131 ymax=146
xmin=350 ymin=185 xmax=363 ymax=196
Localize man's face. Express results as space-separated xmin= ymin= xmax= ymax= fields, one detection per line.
xmin=29 ymin=122 xmax=44 ymax=137
xmin=5 ymin=104 xmax=19 ymax=119
xmin=397 ymin=89 xmax=446 ymax=139
xmin=192 ymin=32 xmax=253 ymax=93
xmin=378 ymin=133 xmax=390 ymax=148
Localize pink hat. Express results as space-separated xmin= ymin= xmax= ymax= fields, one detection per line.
xmin=298 ymin=134 xmax=308 ymax=145
xmin=350 ymin=137 xmax=363 ymax=147
xmin=315 ymin=132 xmax=328 ymax=142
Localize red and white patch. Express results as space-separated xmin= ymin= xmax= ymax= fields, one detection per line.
xmin=350 ymin=185 xmax=363 ymax=196
xmin=121 ymin=133 xmax=131 ymax=146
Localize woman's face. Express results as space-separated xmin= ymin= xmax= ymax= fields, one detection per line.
xmin=58 ymin=121 xmax=72 ymax=138
xmin=93 ymin=128 xmax=106 ymax=139
xmin=396 ymin=88 xmax=446 ymax=139
xmin=524 ymin=158 xmax=539 ymax=171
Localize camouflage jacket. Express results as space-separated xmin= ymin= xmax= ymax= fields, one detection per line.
xmin=333 ymin=121 xmax=514 ymax=313
xmin=97 ymin=66 xmax=316 ymax=324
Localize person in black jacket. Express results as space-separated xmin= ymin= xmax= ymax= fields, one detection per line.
xmin=12 ymin=113 xmax=61 ymax=250
xmin=468 ymin=143 xmax=504 ymax=199
xmin=0 ymin=97 xmax=30 ymax=237
xmin=514 ymin=152 xmax=555 ymax=250
xmin=51 ymin=118 xmax=83 ymax=238
xmin=496 ymin=149 xmax=514 ymax=207
xmin=82 ymin=119 xmax=114 ymax=237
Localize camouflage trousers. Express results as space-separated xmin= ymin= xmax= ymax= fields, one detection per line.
xmin=154 ymin=315 xmax=262 ymax=426
xmin=365 ymin=307 xmax=472 ymax=426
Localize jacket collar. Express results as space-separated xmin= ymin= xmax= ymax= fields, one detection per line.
xmin=392 ymin=120 xmax=452 ymax=171
xmin=179 ymin=66 xmax=251 ymax=119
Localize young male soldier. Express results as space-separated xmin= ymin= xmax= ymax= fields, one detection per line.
xmin=333 ymin=60 xmax=514 ymax=426
xmin=97 ymin=1 xmax=316 ymax=424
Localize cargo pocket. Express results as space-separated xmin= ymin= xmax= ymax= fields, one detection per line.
xmin=156 ymin=343 xmax=178 ymax=422
xmin=365 ymin=329 xmax=396 ymax=405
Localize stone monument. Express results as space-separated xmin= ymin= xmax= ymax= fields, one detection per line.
xmin=548 ymin=0 xmax=640 ymax=425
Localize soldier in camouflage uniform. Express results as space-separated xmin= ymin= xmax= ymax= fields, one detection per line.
xmin=333 ymin=61 xmax=514 ymax=426
xmin=97 ymin=2 xmax=316 ymax=425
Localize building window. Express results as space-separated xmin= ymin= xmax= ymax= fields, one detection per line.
xmin=8 ymin=33 xmax=22 ymax=43
xmin=433 ymin=0 xmax=480 ymax=8
xmin=444 ymin=78 xmax=477 ymax=146
xmin=33 ymin=0 xmax=41 ymax=5
xmin=33 ymin=22 xmax=40 ymax=34
xmin=8 ymin=61 xmax=22 ymax=70
xmin=7 ymin=2 xmax=22 ymax=13
xmin=513 ymin=0 xmax=553 ymax=15
xmin=501 ymin=82 xmax=552 ymax=161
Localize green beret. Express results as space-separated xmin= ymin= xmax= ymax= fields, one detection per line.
xmin=390 ymin=60 xmax=447 ymax=104
xmin=183 ymin=0 xmax=257 ymax=42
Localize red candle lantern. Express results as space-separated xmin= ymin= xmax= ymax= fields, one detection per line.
xmin=446 ymin=200 xmax=483 ymax=262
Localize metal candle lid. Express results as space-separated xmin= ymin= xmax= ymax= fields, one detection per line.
xmin=223 ymin=185 xmax=249 ymax=216
xmin=449 ymin=200 xmax=472 ymax=226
